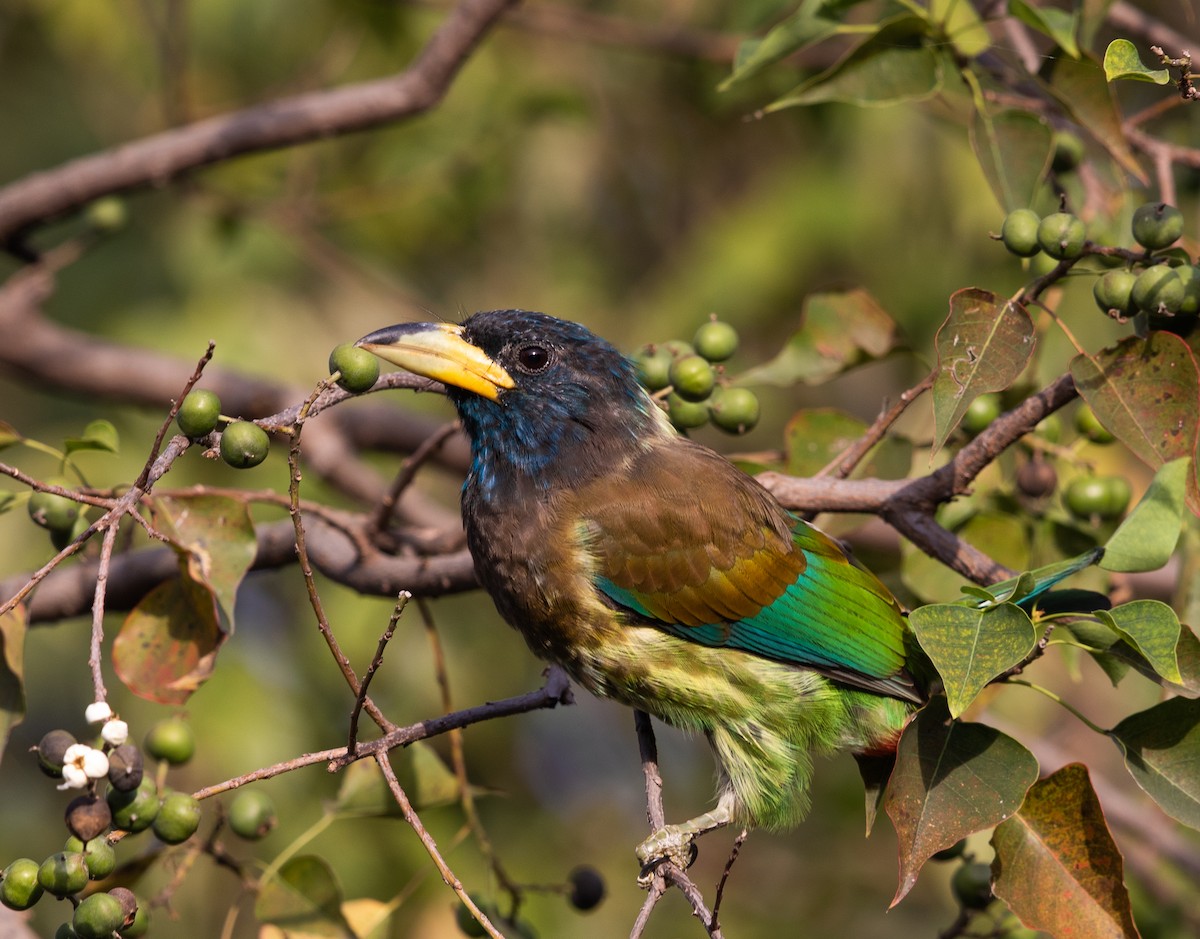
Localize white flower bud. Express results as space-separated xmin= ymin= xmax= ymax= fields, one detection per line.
xmin=60 ymin=743 xmax=110 ymax=786
xmin=101 ymin=719 xmax=129 ymax=747
xmin=57 ymin=763 xmax=88 ymax=790
xmin=85 ymin=701 xmax=114 ymax=724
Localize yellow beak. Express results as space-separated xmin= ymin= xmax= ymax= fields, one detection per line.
xmin=356 ymin=322 xmax=515 ymax=401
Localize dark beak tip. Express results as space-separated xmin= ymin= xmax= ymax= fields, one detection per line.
xmin=355 ymin=323 xmax=421 ymax=348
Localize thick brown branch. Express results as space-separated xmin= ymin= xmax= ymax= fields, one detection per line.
xmin=0 ymin=0 xmax=521 ymax=247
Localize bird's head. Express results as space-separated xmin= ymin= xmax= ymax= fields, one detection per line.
xmin=357 ymin=310 xmax=672 ymax=493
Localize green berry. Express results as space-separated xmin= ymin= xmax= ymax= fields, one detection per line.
xmin=668 ymin=355 xmax=715 ymax=402
xmin=961 ymin=394 xmax=1002 ymax=436
xmin=329 ymin=343 xmax=380 ymax=394
xmin=1131 ymin=202 xmax=1184 ymax=251
xmin=176 ymin=389 xmax=222 ymax=438
xmin=455 ymin=896 xmax=490 ymax=937
xmin=108 ymin=779 xmax=160 ymax=833
xmin=219 ymin=421 xmax=270 ymax=469
xmin=666 ymin=392 xmax=709 ymax=430
xmin=64 ymin=837 xmax=116 ymax=881
xmin=144 ymin=717 xmax=195 ymax=765
xmin=37 ymin=852 xmax=89 ymax=898
xmin=28 ymin=480 xmax=80 ymax=533
xmin=117 ymin=893 xmax=149 ymax=937
xmin=1177 ymin=265 xmax=1200 ymax=317
xmin=72 ymin=892 xmax=126 ymax=939
xmin=930 ymin=839 xmax=967 ymax=862
xmin=1037 ymin=212 xmax=1086 ymax=260
xmin=1131 ymin=265 xmax=1183 ymax=314
xmin=708 ymin=387 xmax=760 ymax=434
xmin=1093 ymin=269 xmax=1137 ymax=317
xmin=1 ymin=858 xmax=44 ymax=911
xmin=1064 ymin=476 xmax=1133 ymax=521
xmin=85 ymin=197 xmax=128 ymax=233
xmin=1051 ymin=131 xmax=1085 ymax=173
xmin=633 ymin=346 xmax=673 ymax=391
xmin=950 ymin=861 xmax=993 ymax=910
xmin=153 ymin=791 xmax=202 ymax=844
xmin=35 ymin=728 xmax=78 ymax=778
xmin=1075 ymin=404 xmax=1114 ymax=444
xmin=1000 ymin=209 xmax=1041 ymax=257
xmin=567 ymin=865 xmax=606 ymax=911
xmin=693 ymin=320 xmax=739 ymax=362
xmin=55 ymin=923 xmax=79 ymax=939
xmin=227 ymin=789 xmax=277 ymax=840
xmin=659 ymin=339 xmax=695 ymax=360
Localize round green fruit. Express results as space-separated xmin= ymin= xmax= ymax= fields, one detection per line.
xmin=117 ymin=894 xmax=149 ymax=937
xmin=1037 ymin=212 xmax=1087 ymax=260
xmin=455 ymin=896 xmax=490 ymax=937
xmin=1064 ymin=475 xmax=1133 ymax=521
xmin=35 ymin=728 xmax=77 ymax=778
xmin=228 ymin=789 xmax=277 ymax=840
xmin=961 ymin=394 xmax=1002 ymax=436
xmin=72 ymin=892 xmax=125 ymax=939
xmin=950 ymin=861 xmax=993 ymax=910
xmin=176 ymin=389 xmax=222 ymax=438
xmin=1131 ymin=202 xmax=1184 ymax=251
xmin=55 ymin=923 xmax=79 ymax=939
xmin=708 ymin=387 xmax=760 ymax=434
xmin=1177 ymin=265 xmax=1200 ymax=317
xmin=38 ymin=852 xmax=89 ymax=898
xmin=64 ymin=837 xmax=116 ymax=881
xmin=659 ymin=339 xmax=695 ymax=360
xmin=1131 ymin=265 xmax=1184 ymax=314
xmin=1000 ymin=209 xmax=1041 ymax=258
xmin=693 ymin=320 xmax=739 ymax=362
xmin=85 ymin=197 xmax=128 ymax=233
xmin=633 ymin=345 xmax=673 ymax=391
xmin=153 ymin=791 xmax=202 ymax=845
xmin=930 ymin=839 xmax=967 ymax=862
xmin=219 ymin=421 xmax=270 ymax=469
xmin=329 ymin=343 xmax=380 ymax=394
xmin=28 ymin=481 xmax=80 ymax=533
xmin=1075 ymin=404 xmax=1114 ymax=444
xmin=1 ymin=858 xmax=44 ymax=911
xmin=107 ymin=779 xmax=160 ymax=833
xmin=666 ymin=392 xmax=709 ymax=430
xmin=567 ymin=865 xmax=606 ymax=911
xmin=144 ymin=717 xmax=195 ymax=765
xmin=1051 ymin=131 xmax=1085 ymax=173
xmin=668 ymin=355 xmax=715 ymax=402
xmin=1093 ymin=269 xmax=1137 ymax=317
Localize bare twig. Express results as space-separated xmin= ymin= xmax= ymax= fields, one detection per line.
xmin=348 ymin=592 xmax=411 ymax=754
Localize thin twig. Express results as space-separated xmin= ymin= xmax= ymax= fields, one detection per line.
xmin=710 ymin=829 xmax=748 ymax=932
xmin=368 ymin=420 xmax=461 ymax=534
xmin=348 ymin=591 xmax=411 ymax=755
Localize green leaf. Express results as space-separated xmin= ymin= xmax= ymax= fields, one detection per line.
xmin=884 ymin=697 xmax=1038 ymax=905
xmin=1046 ymin=53 xmax=1145 ymax=183
xmin=333 ymin=743 xmax=461 ymax=817
xmin=1009 ymin=0 xmax=1080 ymax=58
xmin=1062 ymin=619 xmax=1133 ymax=687
xmin=0 ymin=491 xmax=16 ymax=515
xmin=931 ymin=288 xmax=1036 ymax=456
xmin=783 ymin=408 xmax=911 ymax=479
xmin=978 ymin=548 xmax=1105 ymax=606
xmin=930 ymin=0 xmax=990 ymax=58
xmin=992 ymin=764 xmax=1139 ymax=939
xmin=1071 ymin=333 xmax=1200 ymax=515
xmin=1110 ymin=696 xmax=1200 ymax=829
xmin=1101 ymin=457 xmax=1189 ymax=572
xmin=1097 ymin=600 xmax=1181 ymax=685
xmin=1103 ymin=39 xmax=1169 ymax=84
xmin=720 ymin=8 xmax=845 ymax=91
xmin=64 ymin=418 xmax=119 ymax=455
xmin=738 ymin=288 xmax=900 ymax=386
xmin=0 ymin=421 xmax=22 ymax=451
xmin=256 ymin=855 xmax=354 ymax=938
xmin=969 ymin=109 xmax=1053 ymax=212
xmin=769 ymin=16 xmax=943 ymax=110
xmin=0 ymin=606 xmax=27 ymax=768
xmin=910 ymin=602 xmax=1037 ymax=717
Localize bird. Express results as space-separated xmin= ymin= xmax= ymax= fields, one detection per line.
xmin=356 ymin=310 xmax=927 ymax=874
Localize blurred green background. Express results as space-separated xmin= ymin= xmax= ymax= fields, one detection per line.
xmin=1 ymin=1 xmax=1197 ymax=936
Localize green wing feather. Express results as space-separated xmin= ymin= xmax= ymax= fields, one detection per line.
xmin=581 ymin=440 xmax=919 ymax=702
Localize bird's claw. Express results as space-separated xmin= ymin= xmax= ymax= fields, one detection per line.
xmin=635 ymin=827 xmax=699 ymax=886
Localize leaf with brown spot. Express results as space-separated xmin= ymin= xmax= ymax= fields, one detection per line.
xmin=992 ymin=764 xmax=1139 ymax=939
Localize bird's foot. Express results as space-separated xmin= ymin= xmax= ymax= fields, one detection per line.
xmin=635 ymin=826 xmax=700 ymax=886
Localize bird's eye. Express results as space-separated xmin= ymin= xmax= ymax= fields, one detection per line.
xmin=516 ymin=344 xmax=551 ymax=372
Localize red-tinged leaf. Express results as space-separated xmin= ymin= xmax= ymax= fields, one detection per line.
xmin=112 ymin=574 xmax=224 ymax=705
xmin=1071 ymin=333 xmax=1200 ymax=515
xmin=738 ymin=288 xmax=901 ymax=387
xmin=149 ymin=495 xmax=256 ymax=633
xmin=1044 ymin=54 xmax=1145 ymax=183
xmin=885 ymin=697 xmax=1038 ymax=905
xmin=992 ymin=764 xmax=1139 ymax=939
xmin=931 ymin=288 xmax=1036 ymax=455
xmin=0 ymin=605 xmax=27 ymax=766
xmin=1110 ymin=696 xmax=1200 ymax=829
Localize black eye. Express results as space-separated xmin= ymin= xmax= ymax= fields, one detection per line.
xmin=516 ymin=344 xmax=551 ymax=372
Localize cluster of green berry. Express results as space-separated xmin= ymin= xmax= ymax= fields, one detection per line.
xmin=1 ymin=713 xmax=277 ymax=937
xmin=454 ymin=866 xmax=604 ymax=937
xmin=930 ymin=840 xmax=1039 ymax=939
xmin=633 ymin=319 xmax=760 ymax=434
xmin=175 ymin=389 xmax=271 ymax=469
xmin=999 ymin=201 xmax=1197 ymax=333
xmin=26 ymin=479 xmax=85 ymax=550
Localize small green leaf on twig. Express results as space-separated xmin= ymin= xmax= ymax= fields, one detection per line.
xmin=1103 ymin=39 xmax=1169 ymax=84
